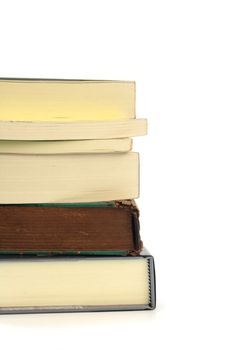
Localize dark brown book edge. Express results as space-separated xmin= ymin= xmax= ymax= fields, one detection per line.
xmin=0 ymin=200 xmax=142 ymax=256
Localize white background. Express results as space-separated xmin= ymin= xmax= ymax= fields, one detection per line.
xmin=0 ymin=0 xmax=233 ymax=349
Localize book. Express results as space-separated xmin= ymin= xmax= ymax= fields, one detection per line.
xmin=0 ymin=79 xmax=147 ymax=140
xmin=0 ymin=79 xmax=135 ymax=122
xmin=0 ymin=152 xmax=139 ymax=203
xmin=0 ymin=200 xmax=142 ymax=255
xmin=0 ymin=138 xmax=132 ymax=154
xmin=0 ymin=253 xmax=156 ymax=314
xmin=0 ymin=119 xmax=147 ymax=140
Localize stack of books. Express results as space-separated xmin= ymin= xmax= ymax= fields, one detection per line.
xmin=0 ymin=78 xmax=156 ymax=314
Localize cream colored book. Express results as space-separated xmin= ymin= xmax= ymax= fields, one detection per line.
xmin=0 ymin=78 xmax=147 ymax=140
xmin=0 ymin=79 xmax=135 ymax=122
xmin=0 ymin=138 xmax=132 ymax=154
xmin=0 ymin=118 xmax=147 ymax=140
xmin=0 ymin=254 xmax=156 ymax=314
xmin=0 ymin=152 xmax=139 ymax=204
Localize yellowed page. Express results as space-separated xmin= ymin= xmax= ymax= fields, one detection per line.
xmin=0 ymin=138 xmax=132 ymax=154
xmin=0 ymin=258 xmax=149 ymax=307
xmin=0 ymin=79 xmax=135 ymax=121
xmin=0 ymin=152 xmax=139 ymax=203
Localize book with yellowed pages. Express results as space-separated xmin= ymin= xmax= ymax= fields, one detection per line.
xmin=0 ymin=152 xmax=139 ymax=203
xmin=0 ymin=119 xmax=147 ymax=140
xmin=0 ymin=79 xmax=136 ymax=122
xmin=0 ymin=252 xmax=156 ymax=314
xmin=0 ymin=138 xmax=132 ymax=154
xmin=0 ymin=79 xmax=147 ymax=140
xmin=0 ymin=200 xmax=142 ymax=256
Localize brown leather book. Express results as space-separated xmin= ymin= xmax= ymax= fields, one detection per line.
xmin=0 ymin=200 xmax=142 ymax=256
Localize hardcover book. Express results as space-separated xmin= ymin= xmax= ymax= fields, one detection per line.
xmin=0 ymin=200 xmax=142 ymax=255
xmin=0 ymin=253 xmax=156 ymax=314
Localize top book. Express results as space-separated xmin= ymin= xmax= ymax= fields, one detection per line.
xmin=0 ymin=79 xmax=135 ymax=122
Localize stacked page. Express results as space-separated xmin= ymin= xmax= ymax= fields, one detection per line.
xmin=0 ymin=78 xmax=156 ymax=313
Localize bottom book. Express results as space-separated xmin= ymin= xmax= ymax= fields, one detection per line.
xmin=0 ymin=254 xmax=156 ymax=314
